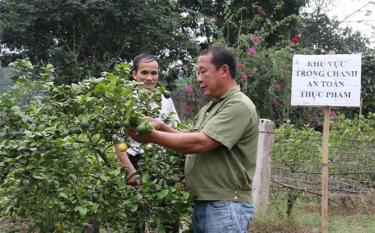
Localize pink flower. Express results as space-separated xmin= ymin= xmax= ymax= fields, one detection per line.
xmin=236 ymin=64 xmax=244 ymax=70
xmin=272 ymin=98 xmax=280 ymax=107
xmin=185 ymin=85 xmax=193 ymax=94
xmin=330 ymin=111 xmax=337 ymax=118
xmin=240 ymin=72 xmax=249 ymax=81
xmin=251 ymin=35 xmax=261 ymax=45
xmin=274 ymin=83 xmax=283 ymax=91
xmin=291 ymin=34 xmax=301 ymax=43
xmin=185 ymin=103 xmax=193 ymax=113
xmin=247 ymin=47 xmax=256 ymax=55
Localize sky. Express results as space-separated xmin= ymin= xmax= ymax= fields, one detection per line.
xmin=325 ymin=0 xmax=375 ymax=48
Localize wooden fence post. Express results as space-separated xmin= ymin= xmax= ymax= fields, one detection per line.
xmin=252 ymin=119 xmax=275 ymax=216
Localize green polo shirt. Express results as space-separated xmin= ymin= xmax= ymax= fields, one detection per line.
xmin=185 ymin=86 xmax=258 ymax=202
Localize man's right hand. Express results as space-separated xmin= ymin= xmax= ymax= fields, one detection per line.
xmin=143 ymin=116 xmax=163 ymax=130
xmin=126 ymin=169 xmax=141 ymax=186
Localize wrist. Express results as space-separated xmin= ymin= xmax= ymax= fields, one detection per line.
xmin=126 ymin=167 xmax=137 ymax=174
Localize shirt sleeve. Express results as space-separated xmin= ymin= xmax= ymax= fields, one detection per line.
xmin=201 ymin=100 xmax=254 ymax=149
xmin=160 ymin=95 xmax=180 ymax=127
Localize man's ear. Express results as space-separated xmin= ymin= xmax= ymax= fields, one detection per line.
xmin=132 ymin=70 xmax=138 ymax=81
xmin=220 ymin=64 xmax=230 ymax=78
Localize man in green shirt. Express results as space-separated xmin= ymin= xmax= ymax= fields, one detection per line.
xmin=126 ymin=46 xmax=258 ymax=233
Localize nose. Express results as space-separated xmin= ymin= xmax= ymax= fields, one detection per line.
xmin=145 ymin=74 xmax=153 ymax=80
xmin=197 ymin=74 xmax=203 ymax=84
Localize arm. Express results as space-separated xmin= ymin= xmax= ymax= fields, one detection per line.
xmin=114 ymin=143 xmax=140 ymax=186
xmin=126 ymin=128 xmax=221 ymax=154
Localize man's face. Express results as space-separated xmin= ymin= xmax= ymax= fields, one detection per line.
xmin=133 ymin=59 xmax=159 ymax=89
xmin=196 ymin=53 xmax=222 ymax=99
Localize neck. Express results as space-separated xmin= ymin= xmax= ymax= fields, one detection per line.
xmin=212 ymin=80 xmax=237 ymax=101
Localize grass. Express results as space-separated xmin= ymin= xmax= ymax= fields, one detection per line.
xmin=2 ymin=197 xmax=374 ymax=233
xmin=250 ymin=196 xmax=375 ymax=233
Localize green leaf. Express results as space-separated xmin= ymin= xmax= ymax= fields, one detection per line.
xmin=54 ymin=139 xmax=65 ymax=146
xmin=75 ymin=206 xmax=88 ymax=217
xmin=183 ymin=192 xmax=190 ymax=200
xmin=69 ymin=174 xmax=77 ymax=182
xmin=94 ymin=82 xmax=107 ymax=94
xmin=142 ymin=173 xmax=150 ymax=184
xmin=108 ymin=169 xmax=121 ymax=176
xmin=0 ymin=97 xmax=15 ymax=107
xmin=156 ymin=190 xmax=169 ymax=200
xmin=130 ymin=205 xmax=138 ymax=213
xmin=32 ymin=174 xmax=44 ymax=180
xmin=58 ymin=192 xmax=69 ymax=199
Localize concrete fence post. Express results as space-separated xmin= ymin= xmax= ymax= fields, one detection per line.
xmin=252 ymin=119 xmax=275 ymax=216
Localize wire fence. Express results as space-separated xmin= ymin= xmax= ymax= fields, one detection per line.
xmin=271 ymin=137 xmax=375 ymax=208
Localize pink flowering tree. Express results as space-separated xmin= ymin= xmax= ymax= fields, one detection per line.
xmin=171 ymin=75 xmax=208 ymax=122
xmin=233 ymin=33 xmax=324 ymax=126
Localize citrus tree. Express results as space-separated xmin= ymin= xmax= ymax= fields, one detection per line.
xmin=0 ymin=59 xmax=191 ymax=232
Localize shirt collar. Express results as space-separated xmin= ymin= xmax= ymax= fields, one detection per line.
xmin=214 ymin=85 xmax=240 ymax=102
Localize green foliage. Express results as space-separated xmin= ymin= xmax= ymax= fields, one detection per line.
xmin=0 ymin=59 xmax=191 ymax=232
xmin=273 ymin=113 xmax=375 ymax=170
xmin=0 ymin=0 xmax=199 ymax=84
xmin=0 ymin=66 xmax=14 ymax=94
xmin=272 ymin=113 xmax=375 ymax=216
xmin=329 ymin=114 xmax=375 ymax=178
xmin=234 ymin=43 xmax=318 ymax=125
xmin=273 ymin=124 xmax=322 ymax=169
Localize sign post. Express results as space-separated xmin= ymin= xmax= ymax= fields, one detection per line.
xmin=321 ymin=106 xmax=330 ymax=233
xmin=291 ymin=54 xmax=361 ymax=233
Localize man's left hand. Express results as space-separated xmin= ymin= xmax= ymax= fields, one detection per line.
xmin=125 ymin=127 xmax=153 ymax=143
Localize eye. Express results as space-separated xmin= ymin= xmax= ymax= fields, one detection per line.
xmin=197 ymin=69 xmax=206 ymax=75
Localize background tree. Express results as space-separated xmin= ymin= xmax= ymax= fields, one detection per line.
xmin=300 ymin=0 xmax=370 ymax=53
xmin=178 ymin=0 xmax=306 ymax=48
xmin=0 ymin=67 xmax=14 ymax=93
xmin=0 ymin=0 xmax=199 ymax=84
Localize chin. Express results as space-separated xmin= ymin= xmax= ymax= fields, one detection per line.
xmin=203 ymin=92 xmax=210 ymax=97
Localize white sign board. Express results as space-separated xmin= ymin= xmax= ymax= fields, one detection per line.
xmin=291 ymin=54 xmax=361 ymax=107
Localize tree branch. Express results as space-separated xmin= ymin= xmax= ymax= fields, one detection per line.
xmin=271 ymin=179 xmax=345 ymax=207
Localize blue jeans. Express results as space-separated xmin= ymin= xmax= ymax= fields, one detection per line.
xmin=192 ymin=200 xmax=256 ymax=233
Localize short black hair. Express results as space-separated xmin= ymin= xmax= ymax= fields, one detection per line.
xmin=198 ymin=46 xmax=236 ymax=79
xmin=132 ymin=53 xmax=160 ymax=72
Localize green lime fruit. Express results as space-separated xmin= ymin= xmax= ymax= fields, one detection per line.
xmin=136 ymin=121 xmax=154 ymax=134
xmin=129 ymin=115 xmax=142 ymax=127
xmin=91 ymin=133 xmax=101 ymax=142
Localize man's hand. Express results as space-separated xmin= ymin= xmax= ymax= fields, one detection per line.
xmin=144 ymin=116 xmax=163 ymax=130
xmin=125 ymin=127 xmax=153 ymax=143
xmin=126 ymin=169 xmax=141 ymax=186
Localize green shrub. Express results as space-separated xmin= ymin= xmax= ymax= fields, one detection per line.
xmin=0 ymin=60 xmax=191 ymax=232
